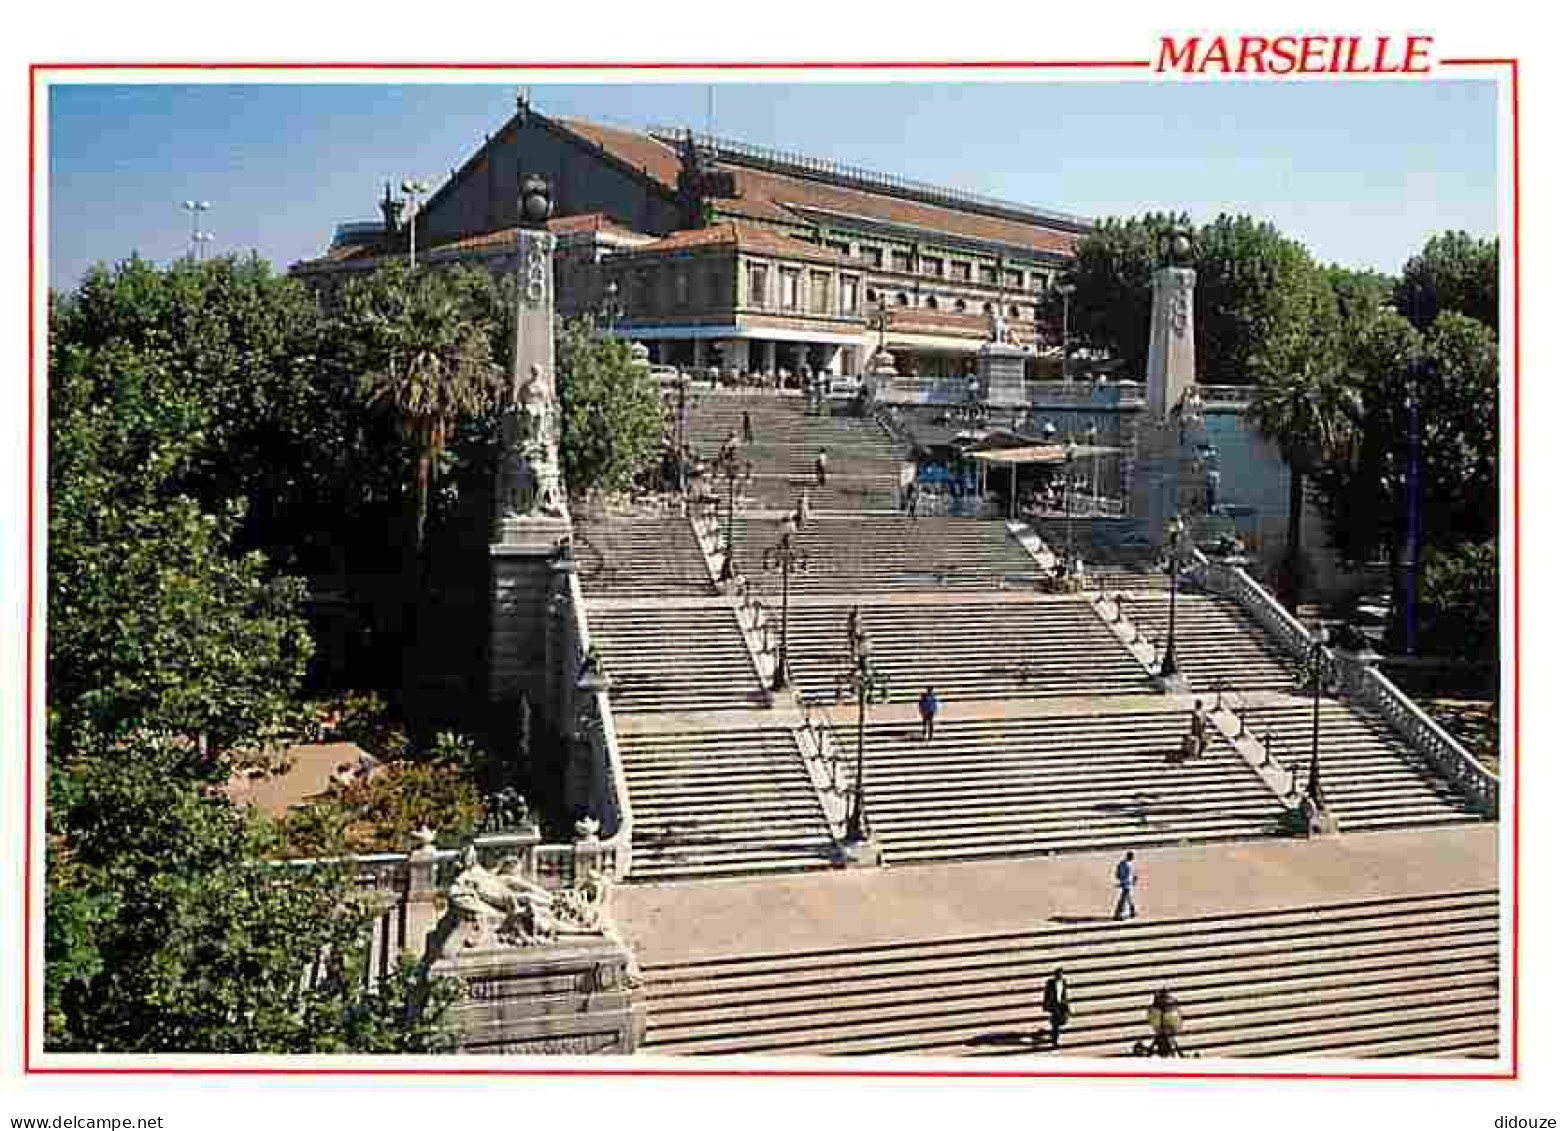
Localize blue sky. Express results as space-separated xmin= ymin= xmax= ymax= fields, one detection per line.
xmin=47 ymin=79 xmax=1498 ymax=291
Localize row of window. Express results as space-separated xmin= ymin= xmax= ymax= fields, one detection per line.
xmin=748 ymin=263 xmax=860 ymax=317
xmin=840 ymin=241 xmax=1049 ymax=290
xmin=864 ymin=286 xmax=1030 ymax=320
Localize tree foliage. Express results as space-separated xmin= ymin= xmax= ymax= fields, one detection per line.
xmin=555 ymin=319 xmax=665 ymax=495
xmin=1420 ymin=541 xmax=1499 ymax=667
xmin=1246 ymin=310 xmax=1362 ymax=610
xmin=1064 ymin=212 xmax=1327 ymax=386
xmin=46 ymin=256 xmax=462 ymax=1053
xmin=332 ymin=264 xmax=506 ymax=564
xmin=47 ymin=738 xmax=463 ymax=1053
xmin=1394 ymin=230 xmax=1500 ymax=332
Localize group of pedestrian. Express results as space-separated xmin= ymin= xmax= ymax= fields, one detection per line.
xmin=1027 ymin=851 xmax=1140 ymax=1048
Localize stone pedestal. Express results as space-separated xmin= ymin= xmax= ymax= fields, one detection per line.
xmin=837 ymin=836 xmax=883 ymax=869
xmin=489 ymin=533 xmax=571 ymax=711
xmin=977 ymin=341 xmax=1027 ymax=407
xmin=432 ymin=938 xmax=646 ymax=1055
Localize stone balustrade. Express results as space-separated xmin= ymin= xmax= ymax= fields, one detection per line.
xmin=1338 ymin=658 xmax=1499 ymax=818
xmin=1190 ymin=555 xmax=1498 ymax=819
xmin=566 ymin=570 xmax=635 ymax=879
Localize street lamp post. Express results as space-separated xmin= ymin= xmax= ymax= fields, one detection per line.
xmin=1064 ymin=440 xmax=1077 ymax=571
xmin=1400 ymin=362 xmax=1424 ymax=656
xmin=1161 ymin=514 xmax=1185 ymax=678
xmin=1086 ymin=421 xmax=1099 ymax=516
xmin=181 ymin=200 xmax=210 ymax=260
xmin=836 ymin=623 xmax=890 ymax=844
xmin=1057 ymin=282 xmax=1076 ymax=382
xmin=1136 ymin=988 xmax=1186 ymax=1057
xmin=762 ymin=521 xmax=809 ymax=692
xmin=599 ymin=280 xmax=624 ymax=338
xmin=400 ymin=179 xmax=432 ymax=269
xmin=1307 ymin=625 xmax=1331 ymax=806
xmin=717 ymin=449 xmax=751 ymax=584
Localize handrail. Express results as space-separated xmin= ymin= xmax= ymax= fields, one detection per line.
xmin=567 ymin=569 xmax=636 ymax=879
xmin=1337 ymin=658 xmax=1499 ymax=818
xmin=1189 ymin=556 xmax=1497 ymax=818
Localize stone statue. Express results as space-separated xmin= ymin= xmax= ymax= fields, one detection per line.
xmin=988 ymin=305 xmax=1009 ymax=344
xmin=435 ymin=846 xmax=620 ymax=955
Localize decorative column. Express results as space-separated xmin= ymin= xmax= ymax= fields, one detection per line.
xmin=1130 ymin=222 xmax=1209 ymax=547
xmin=489 ymin=174 xmax=575 ymax=708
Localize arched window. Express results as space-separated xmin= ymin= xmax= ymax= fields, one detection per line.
xmin=954 ymin=298 xmax=968 ymax=313
xmin=924 ymin=295 xmax=939 ymax=310
xmin=896 ymin=292 xmax=910 ymax=307
xmin=982 ymin=302 xmax=994 ymax=315
xmin=1009 ymin=304 xmax=1022 ymax=319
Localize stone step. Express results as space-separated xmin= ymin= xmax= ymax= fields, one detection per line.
xmin=639 ymin=890 xmax=1499 ymax=1057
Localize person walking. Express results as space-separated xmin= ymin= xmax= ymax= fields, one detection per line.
xmin=1113 ymin=851 xmax=1138 ymax=920
xmin=815 ymin=447 xmax=828 ymax=487
xmin=1039 ymin=967 xmax=1071 ymax=1047
xmin=918 ymin=686 xmax=939 ymax=743
xmin=742 ymin=410 xmax=754 ymax=445
xmin=1187 ymin=697 xmax=1207 ymax=759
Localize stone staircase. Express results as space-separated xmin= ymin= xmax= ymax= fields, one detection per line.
xmin=731 ymin=514 xmax=1042 ymax=594
xmin=586 ymin=603 xmax=766 ymax=713
xmin=851 ymin=709 xmax=1288 ymax=864
xmin=685 ymin=394 xmax=908 ymax=511
xmin=1240 ymin=701 xmax=1491 ymax=831
xmin=640 ymin=889 xmax=1500 ymax=1057
xmin=784 ymin=597 xmax=1153 ymax=705
xmin=576 ymin=516 xmax=714 ymax=598
xmin=1121 ymin=592 xmax=1299 ymax=694
xmin=618 ymin=726 xmax=839 ymax=881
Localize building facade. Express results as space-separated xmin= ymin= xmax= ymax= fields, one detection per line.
xmin=293 ymin=95 xmax=1088 ymax=379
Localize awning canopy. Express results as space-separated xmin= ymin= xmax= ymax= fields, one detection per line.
xmin=971 ymin=442 xmax=1121 ymax=466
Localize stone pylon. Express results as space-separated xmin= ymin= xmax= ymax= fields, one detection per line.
xmin=489 ymin=220 xmax=574 ymax=717
xmin=1130 ymin=264 xmax=1210 ymax=545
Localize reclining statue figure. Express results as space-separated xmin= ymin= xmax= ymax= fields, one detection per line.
xmin=438 ymin=846 xmax=618 ymax=954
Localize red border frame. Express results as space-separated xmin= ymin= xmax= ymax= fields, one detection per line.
xmin=24 ymin=53 xmax=1522 ymax=1081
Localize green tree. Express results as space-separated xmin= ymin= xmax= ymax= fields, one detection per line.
xmin=1394 ymin=230 xmax=1500 ymax=332
xmin=1420 ymin=540 xmax=1499 ymax=667
xmin=1246 ymin=311 xmax=1361 ymax=611
xmin=1194 ymin=214 xmax=1325 ymax=386
xmin=1313 ymin=310 xmax=1498 ymax=567
xmin=47 ymin=258 xmax=464 ymax=1054
xmin=335 ymin=263 xmax=504 ymax=567
xmin=1065 ymin=213 xmax=1328 ymax=386
xmin=1059 ymin=213 xmax=1168 ymax=378
xmin=50 ymin=255 xmax=404 ymax=574
xmin=48 ymin=342 xmax=314 ymax=764
xmin=555 ymin=319 xmax=665 ymax=495
xmin=47 ymin=740 xmax=462 ymax=1053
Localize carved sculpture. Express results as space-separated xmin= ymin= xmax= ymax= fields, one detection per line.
xmin=434 ymin=846 xmax=619 ymax=955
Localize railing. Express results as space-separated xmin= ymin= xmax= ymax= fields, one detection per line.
xmin=1189 ymin=556 xmax=1319 ymax=667
xmin=1337 ymin=660 xmax=1499 ymax=818
xmin=567 ymin=570 xmax=636 ymax=879
xmin=647 ymin=127 xmax=1093 ymax=232
xmin=799 ymin=696 xmax=858 ymax=839
xmin=269 ymin=829 xmax=614 ymax=897
xmin=1189 ymin=556 xmax=1498 ymax=819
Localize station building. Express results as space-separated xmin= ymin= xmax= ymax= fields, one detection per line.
xmin=292 ymin=95 xmax=1088 ymax=380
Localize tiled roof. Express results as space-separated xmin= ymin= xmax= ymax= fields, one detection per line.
xmin=618 ymin=221 xmax=856 ymax=265
xmin=725 ymin=163 xmax=1077 ymax=258
xmin=558 ymin=118 xmax=684 ymax=187
xmin=550 ymin=116 xmax=1077 ymax=259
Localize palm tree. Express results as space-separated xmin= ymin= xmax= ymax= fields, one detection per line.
xmin=1247 ymin=322 xmax=1361 ymax=612
xmin=344 ymin=265 xmax=502 ymax=570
